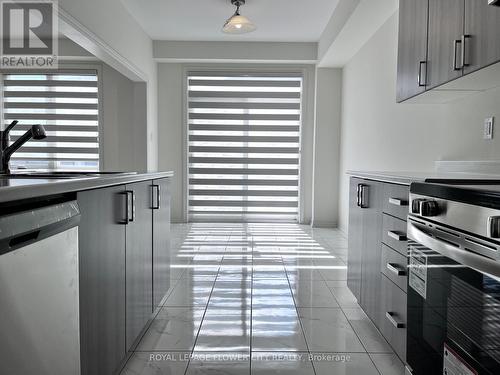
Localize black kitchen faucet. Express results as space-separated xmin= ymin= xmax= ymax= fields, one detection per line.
xmin=0 ymin=121 xmax=47 ymax=174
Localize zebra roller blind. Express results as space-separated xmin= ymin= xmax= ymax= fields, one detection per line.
xmin=187 ymin=71 xmax=303 ymax=222
xmin=2 ymin=70 xmax=99 ymax=171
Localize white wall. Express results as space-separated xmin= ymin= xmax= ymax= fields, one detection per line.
xmin=59 ymin=0 xmax=158 ymax=171
xmin=338 ymin=12 xmax=500 ymax=232
xmin=157 ymin=63 xmax=316 ymax=224
xmin=158 ymin=63 xmax=185 ymax=222
xmin=312 ymin=68 xmax=342 ymax=227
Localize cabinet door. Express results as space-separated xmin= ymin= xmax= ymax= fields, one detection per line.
xmin=463 ymin=0 xmax=500 ymax=75
xmin=78 ymin=185 xmax=126 ymax=375
xmin=125 ymin=180 xmax=153 ymax=350
xmin=427 ymin=0 xmax=465 ymax=89
xmin=152 ymin=177 xmax=172 ymax=308
xmin=347 ymin=178 xmax=363 ymax=302
xmin=359 ymin=181 xmax=383 ymax=326
xmin=396 ymin=0 xmax=429 ymax=102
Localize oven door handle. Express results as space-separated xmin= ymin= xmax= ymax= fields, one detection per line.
xmin=408 ymin=221 xmax=500 ymax=278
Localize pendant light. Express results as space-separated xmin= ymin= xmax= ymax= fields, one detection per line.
xmin=222 ymin=0 xmax=256 ymax=34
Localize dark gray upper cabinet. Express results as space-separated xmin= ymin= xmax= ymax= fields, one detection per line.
xmin=396 ymin=0 xmax=429 ymax=102
xmin=78 ymin=185 xmax=126 ymax=375
xmin=347 ymin=178 xmax=363 ymax=302
xmin=426 ymin=0 xmax=465 ymax=89
xmin=398 ymin=0 xmax=500 ymax=100
xmin=125 ymin=180 xmax=153 ymax=350
xmin=152 ymin=177 xmax=171 ymax=308
xmin=463 ymin=0 xmax=500 ymax=75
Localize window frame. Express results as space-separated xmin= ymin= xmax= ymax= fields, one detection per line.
xmin=182 ymin=64 xmax=312 ymax=223
xmin=1 ymin=62 xmax=103 ymax=171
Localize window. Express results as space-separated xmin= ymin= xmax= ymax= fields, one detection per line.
xmin=2 ymin=70 xmax=99 ymax=171
xmin=187 ymin=71 xmax=302 ymax=222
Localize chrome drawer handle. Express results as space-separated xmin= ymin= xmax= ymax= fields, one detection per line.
xmin=387 ymin=263 xmax=406 ymax=276
xmin=386 ymin=312 xmax=405 ymax=329
xmin=387 ymin=231 xmax=407 ymax=242
xmin=389 ymin=198 xmax=408 ymax=206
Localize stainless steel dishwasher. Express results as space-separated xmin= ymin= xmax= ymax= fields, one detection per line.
xmin=0 ymin=199 xmax=81 ymax=375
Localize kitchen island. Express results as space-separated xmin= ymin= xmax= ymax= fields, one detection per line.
xmin=0 ymin=171 xmax=174 ymax=375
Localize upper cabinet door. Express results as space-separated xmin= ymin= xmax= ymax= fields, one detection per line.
xmin=396 ymin=0 xmax=429 ymax=102
xmin=463 ymin=0 xmax=500 ymax=75
xmin=427 ymin=0 xmax=465 ymax=89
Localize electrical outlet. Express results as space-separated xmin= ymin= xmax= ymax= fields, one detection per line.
xmin=484 ymin=117 xmax=494 ymax=140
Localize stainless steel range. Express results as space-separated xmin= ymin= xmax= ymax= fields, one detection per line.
xmin=406 ymin=181 xmax=500 ymax=375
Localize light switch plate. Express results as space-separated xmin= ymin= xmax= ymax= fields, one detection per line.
xmin=484 ymin=117 xmax=494 ymax=140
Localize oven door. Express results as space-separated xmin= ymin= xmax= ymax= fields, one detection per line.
xmin=406 ymin=219 xmax=500 ymax=375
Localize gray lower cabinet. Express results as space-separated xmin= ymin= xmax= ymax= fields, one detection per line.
xmin=380 ymin=274 xmax=407 ymax=361
xmin=359 ymin=181 xmax=383 ymax=325
xmin=347 ymin=177 xmax=409 ymax=362
xmin=346 ymin=178 xmax=383 ymax=324
xmin=125 ymin=180 xmax=153 ymax=350
xmin=78 ymin=177 xmax=172 ymax=374
xmin=347 ymin=178 xmax=364 ymax=301
xmin=152 ymin=177 xmax=171 ymax=308
xmin=78 ymin=185 xmax=126 ymax=375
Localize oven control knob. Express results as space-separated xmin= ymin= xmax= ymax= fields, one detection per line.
xmin=411 ymin=199 xmax=423 ymax=214
xmin=420 ymin=200 xmax=439 ymax=217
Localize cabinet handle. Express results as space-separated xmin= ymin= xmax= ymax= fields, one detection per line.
xmin=388 ymin=198 xmax=408 ymax=206
xmin=386 ymin=312 xmax=405 ymax=328
xmin=417 ymin=61 xmax=426 ymax=87
xmin=461 ymin=34 xmax=471 ymax=68
xmin=453 ymin=39 xmax=462 ymax=71
xmin=125 ymin=190 xmax=135 ymax=222
xmin=151 ymin=184 xmax=161 ymax=210
xmin=387 ymin=231 xmax=407 ymax=242
xmin=119 ymin=192 xmax=130 ymax=224
xmin=356 ymin=184 xmax=362 ymax=207
xmin=360 ymin=185 xmax=368 ymax=209
xmin=387 ymin=263 xmax=406 ymax=276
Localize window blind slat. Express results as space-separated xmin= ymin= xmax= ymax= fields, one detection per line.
xmin=189 ymin=146 xmax=299 ymax=154
xmin=3 ymin=71 xmax=100 ymax=171
xmin=189 ymin=179 xmax=299 ymax=186
xmin=189 ymin=91 xmax=300 ymax=99
xmin=4 ymin=80 xmax=97 ymax=87
xmin=4 ymin=91 xmax=98 ymax=99
xmin=189 ymin=79 xmax=301 ymax=87
xmin=190 ymin=190 xmax=298 ymax=197
xmin=188 ymin=72 xmax=302 ymax=222
xmin=5 ymin=102 xmax=98 ymax=110
xmin=189 ymin=102 xmax=300 ymax=110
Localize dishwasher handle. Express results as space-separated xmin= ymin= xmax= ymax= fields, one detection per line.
xmin=0 ymin=200 xmax=80 ymax=255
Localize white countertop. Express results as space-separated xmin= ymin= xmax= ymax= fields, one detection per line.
xmin=0 ymin=171 xmax=174 ymax=203
xmin=347 ymin=170 xmax=500 ymax=185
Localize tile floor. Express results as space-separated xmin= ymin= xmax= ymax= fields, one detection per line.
xmin=121 ymin=223 xmax=405 ymax=375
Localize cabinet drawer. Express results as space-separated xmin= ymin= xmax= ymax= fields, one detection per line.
xmin=381 ymin=244 xmax=407 ymax=293
xmin=382 ymin=214 xmax=408 ymax=257
xmin=383 ymin=184 xmax=409 ymax=221
xmin=380 ymin=274 xmax=407 ymax=361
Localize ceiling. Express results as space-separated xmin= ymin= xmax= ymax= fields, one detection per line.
xmin=121 ymin=0 xmax=340 ymax=42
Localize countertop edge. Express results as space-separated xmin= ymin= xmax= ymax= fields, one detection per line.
xmin=0 ymin=171 xmax=174 ymax=204
xmin=346 ymin=171 xmax=417 ymax=185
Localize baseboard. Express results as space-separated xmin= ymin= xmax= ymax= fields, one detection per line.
xmin=311 ymin=221 xmax=338 ymax=228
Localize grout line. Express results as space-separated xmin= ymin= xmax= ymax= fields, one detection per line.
xmin=182 ymin=228 xmax=219 ymax=375
xmin=282 ymin=233 xmax=318 ymax=375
